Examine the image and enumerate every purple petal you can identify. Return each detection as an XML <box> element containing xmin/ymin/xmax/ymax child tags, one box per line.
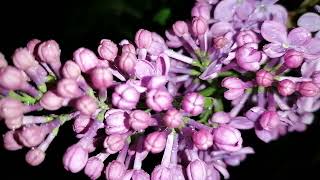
<box><xmin>229</xmin><ymin>116</ymin><xmax>255</xmax><ymax>129</ymax></box>
<box><xmin>155</xmin><ymin>54</ymin><xmax>170</xmax><ymax>76</ymax></box>
<box><xmin>212</xmin><ymin>162</ymin><xmax>230</xmax><ymax>179</ymax></box>
<box><xmin>262</xmin><ymin>0</ymin><xmax>278</xmax><ymax>5</ymax></box>
<box><xmin>263</xmin><ymin>43</ymin><xmax>286</xmax><ymax>58</ymax></box>
<box><xmin>235</xmin><ymin>0</ymin><xmax>254</xmax><ymax>20</ymax></box>
<box><xmin>210</xmin><ymin>22</ymin><xmax>234</xmax><ymax>38</ymax></box>
<box><xmin>303</xmin><ymin>38</ymin><xmax>320</xmax><ymax>59</ymax></box>
<box><xmin>269</xmin><ymin>5</ymin><xmax>288</xmax><ymax>24</ymax></box>
<box><xmin>261</xmin><ymin>20</ymin><xmax>287</xmax><ymax>43</ymax></box>
<box><xmin>214</xmin><ymin>0</ymin><xmax>237</xmax><ymax>21</ymax></box>
<box><xmin>288</xmin><ymin>27</ymin><xmax>311</xmax><ymax>46</ymax></box>
<box><xmin>224</xmin><ymin>89</ymin><xmax>244</xmax><ymax>100</ymax></box>
<box><xmin>224</xmin><ymin>156</ymin><xmax>241</xmax><ymax>166</ymax></box>
<box><xmin>315</xmin><ymin>31</ymin><xmax>320</xmax><ymax>39</ymax></box>
<box><xmin>134</xmin><ymin>60</ymin><xmax>156</xmax><ymax>79</ymax></box>
<box><xmin>255</xmin><ymin>128</ymin><xmax>274</xmax><ymax>143</ymax></box>
<box><xmin>297</xmin><ymin>13</ymin><xmax>320</xmax><ymax>32</ymax></box>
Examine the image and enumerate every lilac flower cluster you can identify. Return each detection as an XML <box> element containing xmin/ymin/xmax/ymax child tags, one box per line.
<box><xmin>1</xmin><ymin>0</ymin><xmax>320</xmax><ymax>179</ymax></box>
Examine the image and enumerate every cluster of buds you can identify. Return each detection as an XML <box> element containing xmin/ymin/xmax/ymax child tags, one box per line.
<box><xmin>1</xmin><ymin>0</ymin><xmax>320</xmax><ymax>179</ymax></box>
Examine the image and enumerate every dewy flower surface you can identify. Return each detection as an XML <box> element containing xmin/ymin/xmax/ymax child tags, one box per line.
<box><xmin>1</xmin><ymin>0</ymin><xmax>320</xmax><ymax>179</ymax></box>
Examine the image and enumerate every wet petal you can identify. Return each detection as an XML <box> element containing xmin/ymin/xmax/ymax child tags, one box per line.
<box><xmin>288</xmin><ymin>27</ymin><xmax>311</xmax><ymax>46</ymax></box>
<box><xmin>297</xmin><ymin>13</ymin><xmax>320</xmax><ymax>32</ymax></box>
<box><xmin>261</xmin><ymin>20</ymin><xmax>287</xmax><ymax>43</ymax></box>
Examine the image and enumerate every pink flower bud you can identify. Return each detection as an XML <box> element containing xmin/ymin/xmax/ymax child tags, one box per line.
<box><xmin>298</xmin><ymin>82</ymin><xmax>319</xmax><ymax>97</ymax></box>
<box><xmin>84</xmin><ymin>156</ymin><xmax>104</xmax><ymax>180</ymax></box>
<box><xmin>129</xmin><ymin>110</ymin><xmax>151</xmax><ymax>131</ymax></box>
<box><xmin>182</xmin><ymin>92</ymin><xmax>204</xmax><ymax>116</ymax></box>
<box><xmin>90</xmin><ymin>67</ymin><xmax>113</xmax><ymax>89</ymax></box>
<box><xmin>112</xmin><ymin>84</ymin><xmax>140</xmax><ymax>110</ymax></box>
<box><xmin>186</xmin><ymin>159</ymin><xmax>207</xmax><ymax>180</ymax></box>
<box><xmin>135</xmin><ymin>29</ymin><xmax>153</xmax><ymax>49</ymax></box>
<box><xmin>236</xmin><ymin>30</ymin><xmax>259</xmax><ymax>46</ymax></box>
<box><xmin>144</xmin><ymin>131</ymin><xmax>167</xmax><ymax>153</ymax></box>
<box><xmin>192</xmin><ymin>129</ymin><xmax>213</xmax><ymax>150</ymax></box>
<box><xmin>3</xmin><ymin>130</ymin><xmax>23</xmax><ymax>151</ymax></box>
<box><xmin>73</xmin><ymin>115</ymin><xmax>91</xmax><ymax>133</ymax></box>
<box><xmin>62</xmin><ymin>60</ymin><xmax>81</xmax><ymax>79</ymax></box>
<box><xmin>173</xmin><ymin>21</ymin><xmax>189</xmax><ymax>37</ymax></box>
<box><xmin>210</xmin><ymin>112</ymin><xmax>231</xmax><ymax>124</ymax></box>
<box><xmin>105</xmin><ymin>109</ymin><xmax>130</xmax><ymax>135</ymax></box>
<box><xmin>105</xmin><ymin>160</ymin><xmax>126</xmax><ymax>180</ymax></box>
<box><xmin>163</xmin><ymin>109</ymin><xmax>183</xmax><ymax>128</ymax></box>
<box><xmin>191</xmin><ymin>2</ymin><xmax>212</xmax><ymax>20</ymax></box>
<box><xmin>12</xmin><ymin>48</ymin><xmax>36</xmax><ymax>70</ymax></box>
<box><xmin>0</xmin><ymin>98</ymin><xmax>24</xmax><ymax>119</ymax></box>
<box><xmin>104</xmin><ymin>134</ymin><xmax>125</xmax><ymax>154</ymax></box>
<box><xmin>213</xmin><ymin>125</ymin><xmax>243</xmax><ymax>152</ymax></box>
<box><xmin>222</xmin><ymin>77</ymin><xmax>246</xmax><ymax>100</ymax></box>
<box><xmin>63</xmin><ymin>143</ymin><xmax>88</xmax><ymax>173</ymax></box>
<box><xmin>38</xmin><ymin>40</ymin><xmax>61</xmax><ymax>63</ymax></box>
<box><xmin>277</xmin><ymin>79</ymin><xmax>296</xmax><ymax>96</ymax></box>
<box><xmin>76</xmin><ymin>96</ymin><xmax>97</xmax><ymax>116</ymax></box>
<box><xmin>151</xmin><ymin>165</ymin><xmax>171</xmax><ymax>180</ymax></box>
<box><xmin>0</xmin><ymin>66</ymin><xmax>25</xmax><ymax>90</ymax></box>
<box><xmin>0</xmin><ymin>52</ymin><xmax>8</xmax><ymax>68</ymax></box>
<box><xmin>259</xmin><ymin>111</ymin><xmax>280</xmax><ymax>131</ymax></box>
<box><xmin>57</xmin><ymin>78</ymin><xmax>83</xmax><ymax>98</ymax></box>
<box><xmin>236</xmin><ymin>43</ymin><xmax>262</xmax><ymax>71</ymax></box>
<box><xmin>98</xmin><ymin>39</ymin><xmax>118</xmax><ymax>61</ymax></box>
<box><xmin>284</xmin><ymin>50</ymin><xmax>304</xmax><ymax>68</ymax></box>
<box><xmin>73</xmin><ymin>48</ymin><xmax>99</xmax><ymax>73</ymax></box>
<box><xmin>118</xmin><ymin>52</ymin><xmax>137</xmax><ymax>76</ymax></box>
<box><xmin>26</xmin><ymin>39</ymin><xmax>41</xmax><ymax>54</ymax></box>
<box><xmin>40</xmin><ymin>91</ymin><xmax>64</xmax><ymax>111</ymax></box>
<box><xmin>142</xmin><ymin>76</ymin><xmax>168</xmax><ymax>89</ymax></box>
<box><xmin>18</xmin><ymin>124</ymin><xmax>48</xmax><ymax>147</ymax></box>
<box><xmin>256</xmin><ymin>69</ymin><xmax>274</xmax><ymax>87</ymax></box>
<box><xmin>146</xmin><ymin>89</ymin><xmax>173</xmax><ymax>112</ymax></box>
<box><xmin>122</xmin><ymin>43</ymin><xmax>136</xmax><ymax>54</ymax></box>
<box><xmin>192</xmin><ymin>16</ymin><xmax>208</xmax><ymax>36</ymax></box>
<box><xmin>25</xmin><ymin>148</ymin><xmax>46</xmax><ymax>166</ymax></box>
<box><xmin>4</xmin><ymin>116</ymin><xmax>23</xmax><ymax>130</ymax></box>
<box><xmin>213</xmin><ymin>36</ymin><xmax>230</xmax><ymax>49</ymax></box>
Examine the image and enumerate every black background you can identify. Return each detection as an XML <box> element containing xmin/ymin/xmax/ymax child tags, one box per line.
<box><xmin>1</xmin><ymin>0</ymin><xmax>320</xmax><ymax>179</ymax></box>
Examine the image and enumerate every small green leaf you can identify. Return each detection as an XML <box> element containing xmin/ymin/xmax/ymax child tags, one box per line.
<box><xmin>153</xmin><ymin>8</ymin><xmax>171</xmax><ymax>26</ymax></box>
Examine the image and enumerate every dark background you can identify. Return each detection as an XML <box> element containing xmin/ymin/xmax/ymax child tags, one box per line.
<box><xmin>1</xmin><ymin>0</ymin><xmax>320</xmax><ymax>179</ymax></box>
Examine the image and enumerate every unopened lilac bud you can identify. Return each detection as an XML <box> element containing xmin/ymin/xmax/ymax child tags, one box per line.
<box><xmin>118</xmin><ymin>52</ymin><xmax>137</xmax><ymax>76</ymax></box>
<box><xmin>0</xmin><ymin>52</ymin><xmax>8</xmax><ymax>68</ymax></box>
<box><xmin>222</xmin><ymin>77</ymin><xmax>245</xmax><ymax>100</ymax></box>
<box><xmin>104</xmin><ymin>134</ymin><xmax>125</xmax><ymax>154</ymax></box>
<box><xmin>213</xmin><ymin>36</ymin><xmax>229</xmax><ymax>49</ymax></box>
<box><xmin>129</xmin><ymin>110</ymin><xmax>151</xmax><ymax>131</ymax></box>
<box><xmin>277</xmin><ymin>79</ymin><xmax>296</xmax><ymax>96</ymax></box>
<box><xmin>40</xmin><ymin>91</ymin><xmax>64</xmax><ymax>111</ymax></box>
<box><xmin>192</xmin><ymin>17</ymin><xmax>208</xmax><ymax>36</ymax></box>
<box><xmin>18</xmin><ymin>124</ymin><xmax>48</xmax><ymax>147</ymax></box>
<box><xmin>151</xmin><ymin>165</ymin><xmax>171</xmax><ymax>180</ymax></box>
<box><xmin>25</xmin><ymin>148</ymin><xmax>46</xmax><ymax>166</ymax></box>
<box><xmin>3</xmin><ymin>130</ymin><xmax>23</xmax><ymax>151</ymax></box>
<box><xmin>259</xmin><ymin>111</ymin><xmax>280</xmax><ymax>131</ymax></box>
<box><xmin>192</xmin><ymin>129</ymin><xmax>213</xmax><ymax>150</ymax></box>
<box><xmin>298</xmin><ymin>82</ymin><xmax>319</xmax><ymax>97</ymax></box>
<box><xmin>186</xmin><ymin>159</ymin><xmax>207</xmax><ymax>180</ymax></box>
<box><xmin>73</xmin><ymin>115</ymin><xmax>91</xmax><ymax>133</ymax></box>
<box><xmin>38</xmin><ymin>40</ymin><xmax>61</xmax><ymax>63</ymax></box>
<box><xmin>122</xmin><ymin>43</ymin><xmax>136</xmax><ymax>54</ymax></box>
<box><xmin>182</xmin><ymin>92</ymin><xmax>204</xmax><ymax>116</ymax></box>
<box><xmin>191</xmin><ymin>2</ymin><xmax>211</xmax><ymax>20</ymax></box>
<box><xmin>210</xmin><ymin>112</ymin><xmax>231</xmax><ymax>124</ymax></box>
<box><xmin>84</xmin><ymin>157</ymin><xmax>104</xmax><ymax>180</ymax></box>
<box><xmin>112</xmin><ymin>84</ymin><xmax>140</xmax><ymax>110</ymax></box>
<box><xmin>142</xmin><ymin>76</ymin><xmax>168</xmax><ymax>89</ymax></box>
<box><xmin>284</xmin><ymin>50</ymin><xmax>304</xmax><ymax>68</ymax></box>
<box><xmin>236</xmin><ymin>43</ymin><xmax>262</xmax><ymax>71</ymax></box>
<box><xmin>63</xmin><ymin>143</ymin><xmax>88</xmax><ymax>173</ymax></box>
<box><xmin>163</xmin><ymin>109</ymin><xmax>183</xmax><ymax>128</ymax></box>
<box><xmin>135</xmin><ymin>29</ymin><xmax>153</xmax><ymax>49</ymax></box>
<box><xmin>57</xmin><ymin>78</ymin><xmax>82</xmax><ymax>98</ymax></box>
<box><xmin>12</xmin><ymin>48</ymin><xmax>36</xmax><ymax>70</ymax></box>
<box><xmin>146</xmin><ymin>89</ymin><xmax>173</xmax><ymax>112</ymax></box>
<box><xmin>26</xmin><ymin>39</ymin><xmax>41</xmax><ymax>53</ymax></box>
<box><xmin>105</xmin><ymin>109</ymin><xmax>129</xmax><ymax>135</ymax></box>
<box><xmin>4</xmin><ymin>116</ymin><xmax>23</xmax><ymax>130</ymax></box>
<box><xmin>256</xmin><ymin>69</ymin><xmax>274</xmax><ymax>87</ymax></box>
<box><xmin>173</xmin><ymin>21</ymin><xmax>189</xmax><ymax>37</ymax></box>
<box><xmin>0</xmin><ymin>66</ymin><xmax>25</xmax><ymax>90</ymax></box>
<box><xmin>90</xmin><ymin>67</ymin><xmax>113</xmax><ymax>89</ymax></box>
<box><xmin>236</xmin><ymin>30</ymin><xmax>258</xmax><ymax>46</ymax></box>
<box><xmin>105</xmin><ymin>160</ymin><xmax>126</xmax><ymax>180</ymax></box>
<box><xmin>73</xmin><ymin>48</ymin><xmax>99</xmax><ymax>73</ymax></box>
<box><xmin>76</xmin><ymin>96</ymin><xmax>97</xmax><ymax>116</ymax></box>
<box><xmin>213</xmin><ymin>125</ymin><xmax>243</xmax><ymax>152</ymax></box>
<box><xmin>62</xmin><ymin>60</ymin><xmax>81</xmax><ymax>79</ymax></box>
<box><xmin>145</xmin><ymin>131</ymin><xmax>167</xmax><ymax>153</ymax></box>
<box><xmin>98</xmin><ymin>39</ymin><xmax>118</xmax><ymax>61</ymax></box>
<box><xmin>0</xmin><ymin>98</ymin><xmax>24</xmax><ymax>119</ymax></box>
<box><xmin>131</xmin><ymin>170</ymin><xmax>150</xmax><ymax>180</ymax></box>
